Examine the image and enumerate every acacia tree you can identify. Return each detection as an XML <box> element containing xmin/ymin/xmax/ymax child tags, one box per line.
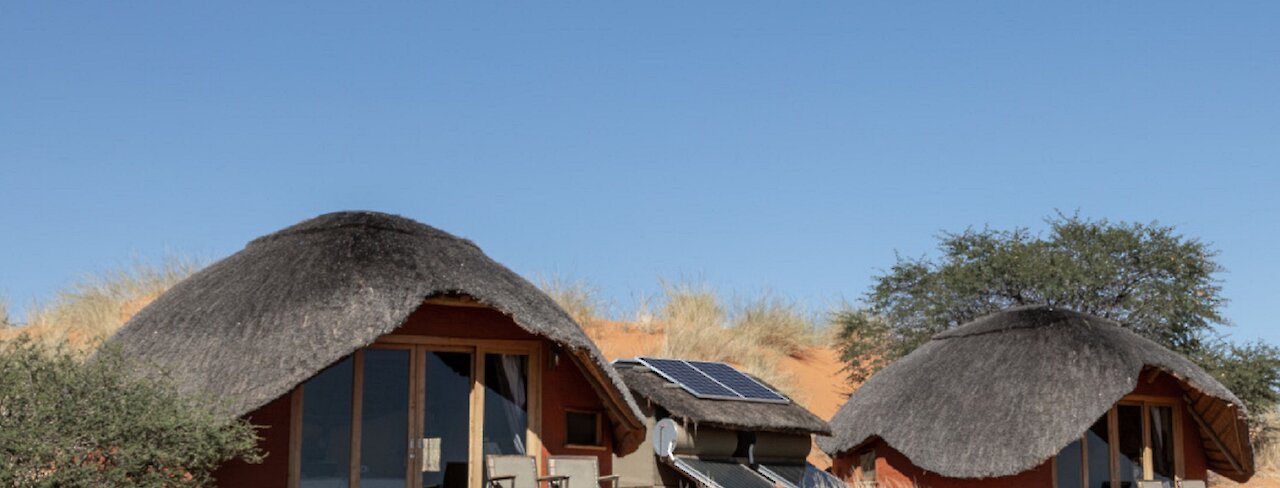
<box><xmin>0</xmin><ymin>336</ymin><xmax>262</xmax><ymax>487</ymax></box>
<box><xmin>835</xmin><ymin>214</ymin><xmax>1280</xmax><ymax>414</ymax></box>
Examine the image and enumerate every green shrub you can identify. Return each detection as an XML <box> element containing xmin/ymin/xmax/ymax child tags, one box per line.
<box><xmin>833</xmin><ymin>214</ymin><xmax>1280</xmax><ymax>415</ymax></box>
<box><xmin>0</xmin><ymin>336</ymin><xmax>261</xmax><ymax>487</ymax></box>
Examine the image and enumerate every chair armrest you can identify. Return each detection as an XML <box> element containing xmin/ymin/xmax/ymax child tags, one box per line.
<box><xmin>538</xmin><ymin>475</ymin><xmax>570</xmax><ymax>488</ymax></box>
<box><xmin>598</xmin><ymin>474</ymin><xmax>621</xmax><ymax>488</ymax></box>
<box><xmin>488</xmin><ymin>475</ymin><xmax>516</xmax><ymax>488</ymax></box>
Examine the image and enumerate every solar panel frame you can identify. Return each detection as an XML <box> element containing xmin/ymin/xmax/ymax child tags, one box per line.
<box><xmin>636</xmin><ymin>357</ymin><xmax>791</xmax><ymax>404</ymax></box>
<box><xmin>673</xmin><ymin>457</ymin><xmax>778</xmax><ymax>488</ymax></box>
<box><xmin>688</xmin><ymin>360</ymin><xmax>790</xmax><ymax>403</ymax></box>
<box><xmin>755</xmin><ymin>463</ymin><xmax>804</xmax><ymax>488</ymax></box>
<box><xmin>636</xmin><ymin>357</ymin><xmax>742</xmax><ymax>401</ymax></box>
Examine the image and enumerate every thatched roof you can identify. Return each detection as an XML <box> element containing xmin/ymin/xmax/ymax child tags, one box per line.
<box><xmin>105</xmin><ymin>211</ymin><xmax>646</xmax><ymax>452</ymax></box>
<box><xmin>615</xmin><ymin>360</ymin><xmax>831</xmax><ymax>436</ymax></box>
<box><xmin>818</xmin><ymin>306</ymin><xmax>1254</xmax><ymax>482</ymax></box>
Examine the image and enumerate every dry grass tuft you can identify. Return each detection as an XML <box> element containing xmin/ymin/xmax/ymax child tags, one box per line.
<box><xmin>657</xmin><ymin>281</ymin><xmax>744</xmax><ymax>360</ymax></box>
<box><xmin>1</xmin><ymin>257</ymin><xmax>202</xmax><ymax>355</ymax></box>
<box><xmin>734</xmin><ymin>294</ymin><xmax>822</xmax><ymax>359</ymax></box>
<box><xmin>652</xmin><ymin>281</ymin><xmax>808</xmax><ymax>402</ymax></box>
<box><xmin>538</xmin><ymin>276</ymin><xmax>609</xmax><ymax>339</ymax></box>
<box><xmin>0</xmin><ymin>296</ymin><xmax>11</xmax><ymax>329</ymax></box>
<box><xmin>1255</xmin><ymin>408</ymin><xmax>1280</xmax><ymax>478</ymax></box>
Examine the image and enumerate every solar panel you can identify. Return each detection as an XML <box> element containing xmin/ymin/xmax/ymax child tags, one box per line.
<box><xmin>639</xmin><ymin>358</ymin><xmax>739</xmax><ymax>399</ymax></box>
<box><xmin>689</xmin><ymin>360</ymin><xmax>788</xmax><ymax>402</ymax></box>
<box><xmin>673</xmin><ymin>458</ymin><xmax>777</xmax><ymax>488</ymax></box>
<box><xmin>756</xmin><ymin>463</ymin><xmax>805</xmax><ymax>488</ymax></box>
<box><xmin>756</xmin><ymin>463</ymin><xmax>847</xmax><ymax>488</ymax></box>
<box><xmin>635</xmin><ymin>357</ymin><xmax>790</xmax><ymax>404</ymax></box>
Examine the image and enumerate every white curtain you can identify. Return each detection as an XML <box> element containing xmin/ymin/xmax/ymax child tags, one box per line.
<box><xmin>497</xmin><ymin>355</ymin><xmax>528</xmax><ymax>455</ymax></box>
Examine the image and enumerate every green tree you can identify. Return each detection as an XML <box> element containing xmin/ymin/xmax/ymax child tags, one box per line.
<box><xmin>0</xmin><ymin>336</ymin><xmax>262</xmax><ymax>487</ymax></box>
<box><xmin>835</xmin><ymin>214</ymin><xmax>1280</xmax><ymax>414</ymax></box>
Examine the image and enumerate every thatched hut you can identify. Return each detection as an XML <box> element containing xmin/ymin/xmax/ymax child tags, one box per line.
<box><xmin>819</xmin><ymin>306</ymin><xmax>1254</xmax><ymax>488</ymax></box>
<box><xmin>611</xmin><ymin>358</ymin><xmax>842</xmax><ymax>488</ymax></box>
<box><xmin>105</xmin><ymin>211</ymin><xmax>646</xmax><ymax>488</ymax></box>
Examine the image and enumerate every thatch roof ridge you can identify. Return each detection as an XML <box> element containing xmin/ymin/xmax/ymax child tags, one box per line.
<box><xmin>818</xmin><ymin>305</ymin><xmax>1253</xmax><ymax>480</ymax></box>
<box><xmin>106</xmin><ymin>211</ymin><xmax>645</xmax><ymax>450</ymax></box>
<box><xmin>615</xmin><ymin>361</ymin><xmax>831</xmax><ymax>436</ymax></box>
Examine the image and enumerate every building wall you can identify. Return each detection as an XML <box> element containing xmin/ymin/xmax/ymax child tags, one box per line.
<box><xmin>213</xmin><ymin>302</ymin><xmax>618</xmax><ymax>487</ymax></box>
<box><xmin>832</xmin><ymin>440</ymin><xmax>1052</xmax><ymax>488</ymax></box>
<box><xmin>831</xmin><ymin>371</ymin><xmax>1211</xmax><ymax>487</ymax></box>
<box><xmin>1129</xmin><ymin>371</ymin><xmax>1210</xmax><ymax>481</ymax></box>
<box><xmin>212</xmin><ymin>392</ymin><xmax>293</xmax><ymax>487</ymax></box>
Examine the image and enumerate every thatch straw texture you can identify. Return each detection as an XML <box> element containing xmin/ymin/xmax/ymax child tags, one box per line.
<box><xmin>105</xmin><ymin>211</ymin><xmax>645</xmax><ymax>449</ymax></box>
<box><xmin>818</xmin><ymin>306</ymin><xmax>1253</xmax><ymax>481</ymax></box>
<box><xmin>616</xmin><ymin>361</ymin><xmax>830</xmax><ymax>436</ymax></box>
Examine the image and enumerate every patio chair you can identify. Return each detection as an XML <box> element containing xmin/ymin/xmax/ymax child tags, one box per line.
<box><xmin>547</xmin><ymin>455</ymin><xmax>620</xmax><ymax>488</ymax></box>
<box><xmin>1178</xmin><ymin>481</ymin><xmax>1206</xmax><ymax>488</ymax></box>
<box><xmin>486</xmin><ymin>455</ymin><xmax>569</xmax><ymax>488</ymax></box>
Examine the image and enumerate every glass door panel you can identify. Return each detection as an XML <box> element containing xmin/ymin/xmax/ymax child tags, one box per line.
<box><xmin>301</xmin><ymin>357</ymin><xmax>354</xmax><ymax>488</ymax></box>
<box><xmin>1116</xmin><ymin>404</ymin><xmax>1143</xmax><ymax>484</ymax></box>
<box><xmin>1149</xmin><ymin>405</ymin><xmax>1175</xmax><ymax>482</ymax></box>
<box><xmin>360</xmin><ymin>349</ymin><xmax>412</xmax><ymax>488</ymax></box>
<box><xmin>1054</xmin><ymin>439</ymin><xmax>1083</xmax><ymax>488</ymax></box>
<box><xmin>482</xmin><ymin>353</ymin><xmax>529</xmax><ymax>456</ymax></box>
<box><xmin>1084</xmin><ymin>415</ymin><xmax>1111</xmax><ymax>488</ymax></box>
<box><xmin>423</xmin><ymin>351</ymin><xmax>473</xmax><ymax>488</ymax></box>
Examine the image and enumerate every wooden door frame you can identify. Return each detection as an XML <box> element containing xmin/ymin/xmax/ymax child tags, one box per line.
<box><xmin>288</xmin><ymin>337</ymin><xmax>544</xmax><ymax>488</ymax></box>
<box><xmin>1051</xmin><ymin>396</ymin><xmax>1185</xmax><ymax>488</ymax></box>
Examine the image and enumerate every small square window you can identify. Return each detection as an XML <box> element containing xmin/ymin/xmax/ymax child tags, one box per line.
<box><xmin>565</xmin><ymin>410</ymin><xmax>602</xmax><ymax>447</ymax></box>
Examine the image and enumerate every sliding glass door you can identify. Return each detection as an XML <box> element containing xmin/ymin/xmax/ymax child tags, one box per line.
<box><xmin>1054</xmin><ymin>399</ymin><xmax>1182</xmax><ymax>488</ymax></box>
<box><xmin>361</xmin><ymin>348</ymin><xmax>412</xmax><ymax>488</ymax></box>
<box><xmin>294</xmin><ymin>341</ymin><xmax>540</xmax><ymax>488</ymax></box>
<box><xmin>422</xmin><ymin>350</ymin><xmax>473</xmax><ymax>488</ymax></box>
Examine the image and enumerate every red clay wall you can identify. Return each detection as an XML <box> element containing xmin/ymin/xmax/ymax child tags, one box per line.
<box><xmin>213</xmin><ymin>303</ymin><xmax>616</xmax><ymax>487</ymax></box>
<box><xmin>1129</xmin><ymin>371</ymin><xmax>1210</xmax><ymax>481</ymax></box>
<box><xmin>395</xmin><ymin>304</ymin><xmax>616</xmax><ymax>473</ymax></box>
<box><xmin>832</xmin><ymin>439</ymin><xmax>1052</xmax><ymax>488</ymax></box>
<box><xmin>212</xmin><ymin>392</ymin><xmax>292</xmax><ymax>487</ymax></box>
<box><xmin>831</xmin><ymin>370</ymin><xmax>1211</xmax><ymax>487</ymax></box>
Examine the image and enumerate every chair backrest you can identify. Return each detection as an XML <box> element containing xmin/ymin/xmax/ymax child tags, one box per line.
<box><xmin>548</xmin><ymin>456</ymin><xmax>599</xmax><ymax>488</ymax></box>
<box><xmin>487</xmin><ymin>455</ymin><xmax>539</xmax><ymax>488</ymax></box>
<box><xmin>1136</xmin><ymin>481</ymin><xmax>1169</xmax><ymax>488</ymax></box>
<box><xmin>1179</xmin><ymin>481</ymin><xmax>1206</xmax><ymax>488</ymax></box>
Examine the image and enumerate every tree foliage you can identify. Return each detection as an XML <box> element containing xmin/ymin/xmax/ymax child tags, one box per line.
<box><xmin>835</xmin><ymin>214</ymin><xmax>1280</xmax><ymax>414</ymax></box>
<box><xmin>0</xmin><ymin>336</ymin><xmax>261</xmax><ymax>487</ymax></box>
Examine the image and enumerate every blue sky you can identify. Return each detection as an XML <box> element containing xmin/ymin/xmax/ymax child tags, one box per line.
<box><xmin>2</xmin><ymin>2</ymin><xmax>1277</xmax><ymax>342</ymax></box>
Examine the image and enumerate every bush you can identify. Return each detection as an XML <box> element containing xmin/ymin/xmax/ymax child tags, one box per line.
<box><xmin>0</xmin><ymin>336</ymin><xmax>261</xmax><ymax>487</ymax></box>
<box><xmin>833</xmin><ymin>214</ymin><xmax>1280</xmax><ymax>416</ymax></box>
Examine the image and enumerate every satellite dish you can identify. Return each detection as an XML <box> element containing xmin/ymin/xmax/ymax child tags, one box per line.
<box><xmin>653</xmin><ymin>418</ymin><xmax>679</xmax><ymax>459</ymax></box>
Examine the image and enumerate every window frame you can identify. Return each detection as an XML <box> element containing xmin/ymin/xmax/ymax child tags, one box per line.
<box><xmin>563</xmin><ymin>408</ymin><xmax>606</xmax><ymax>450</ymax></box>
<box><xmin>1051</xmin><ymin>395</ymin><xmax>1185</xmax><ymax>488</ymax></box>
<box><xmin>288</xmin><ymin>336</ymin><xmax>544</xmax><ymax>488</ymax></box>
